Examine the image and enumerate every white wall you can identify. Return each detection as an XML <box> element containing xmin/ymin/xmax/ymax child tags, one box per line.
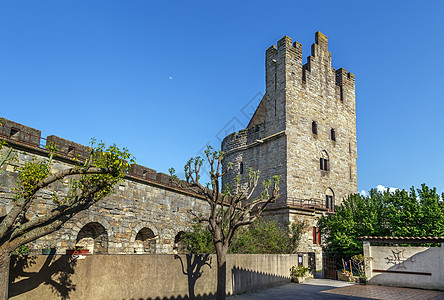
<box><xmin>364</xmin><ymin>242</ymin><xmax>444</xmax><ymax>290</ymax></box>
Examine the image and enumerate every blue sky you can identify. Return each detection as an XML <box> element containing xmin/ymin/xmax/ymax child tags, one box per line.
<box><xmin>1</xmin><ymin>1</ymin><xmax>443</xmax><ymax>195</ymax></box>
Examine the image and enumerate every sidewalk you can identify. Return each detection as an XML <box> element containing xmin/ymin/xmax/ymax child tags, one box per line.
<box><xmin>227</xmin><ymin>278</ymin><xmax>444</xmax><ymax>300</ymax></box>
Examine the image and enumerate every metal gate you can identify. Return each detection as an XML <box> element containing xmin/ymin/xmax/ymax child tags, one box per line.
<box><xmin>323</xmin><ymin>258</ymin><xmax>338</xmax><ymax>279</ymax></box>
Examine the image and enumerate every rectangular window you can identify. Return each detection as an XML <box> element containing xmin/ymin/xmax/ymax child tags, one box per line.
<box><xmin>326</xmin><ymin>195</ymin><xmax>333</xmax><ymax>209</ymax></box>
<box><xmin>331</xmin><ymin>129</ymin><xmax>336</xmax><ymax>141</ymax></box>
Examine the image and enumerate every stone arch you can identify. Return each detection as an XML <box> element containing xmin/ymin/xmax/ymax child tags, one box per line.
<box><xmin>130</xmin><ymin>222</ymin><xmax>159</xmax><ymax>242</ymax></box>
<box><xmin>173</xmin><ymin>231</ymin><xmax>187</xmax><ymax>254</ymax></box>
<box><xmin>134</xmin><ymin>227</ymin><xmax>157</xmax><ymax>254</ymax></box>
<box><xmin>325</xmin><ymin>188</ymin><xmax>335</xmax><ymax>210</ymax></box>
<box><xmin>76</xmin><ymin>222</ymin><xmax>108</xmax><ymax>254</ymax></box>
<box><xmin>71</xmin><ymin>213</ymin><xmax>112</xmax><ymax>240</ymax></box>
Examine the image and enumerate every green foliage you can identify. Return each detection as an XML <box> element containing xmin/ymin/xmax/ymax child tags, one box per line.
<box><xmin>290</xmin><ymin>265</ymin><xmax>309</xmax><ymax>277</ymax></box>
<box><xmin>12</xmin><ymin>244</ymin><xmax>31</xmax><ymax>256</ymax></box>
<box><xmin>15</xmin><ymin>160</ymin><xmax>50</xmax><ymax>199</ymax></box>
<box><xmin>182</xmin><ymin>218</ymin><xmax>304</xmax><ymax>254</ymax></box>
<box><xmin>319</xmin><ymin>184</ymin><xmax>444</xmax><ymax>260</ymax></box>
<box><xmin>182</xmin><ymin>222</ymin><xmax>215</xmax><ymax>254</ymax></box>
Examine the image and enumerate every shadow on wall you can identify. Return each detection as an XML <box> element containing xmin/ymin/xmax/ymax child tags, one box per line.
<box><xmin>174</xmin><ymin>254</ymin><xmax>212</xmax><ymax>299</ymax></box>
<box><xmin>232</xmin><ymin>266</ymin><xmax>289</xmax><ymax>294</ymax></box>
<box><xmin>125</xmin><ymin>294</ymin><xmax>216</xmax><ymax>300</ymax></box>
<box><xmin>9</xmin><ymin>255</ymin><xmax>77</xmax><ymax>299</ymax></box>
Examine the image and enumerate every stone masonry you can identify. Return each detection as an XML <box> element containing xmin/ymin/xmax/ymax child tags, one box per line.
<box><xmin>1</xmin><ymin>32</ymin><xmax>357</xmax><ymax>272</ymax></box>
<box><xmin>221</xmin><ymin>32</ymin><xmax>358</xmax><ymax>269</ymax></box>
<box><xmin>0</xmin><ymin>118</ymin><xmax>209</xmax><ymax>255</ymax></box>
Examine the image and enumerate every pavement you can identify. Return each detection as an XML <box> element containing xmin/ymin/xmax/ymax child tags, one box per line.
<box><xmin>226</xmin><ymin>278</ymin><xmax>444</xmax><ymax>300</ymax></box>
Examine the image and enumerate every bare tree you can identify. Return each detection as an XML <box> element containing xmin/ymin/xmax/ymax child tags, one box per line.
<box><xmin>0</xmin><ymin>140</ymin><xmax>133</xmax><ymax>300</ymax></box>
<box><xmin>170</xmin><ymin>146</ymin><xmax>280</xmax><ymax>300</ymax></box>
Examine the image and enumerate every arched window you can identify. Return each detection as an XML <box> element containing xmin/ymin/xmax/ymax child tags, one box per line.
<box><xmin>320</xmin><ymin>151</ymin><xmax>329</xmax><ymax>171</ymax></box>
<box><xmin>331</xmin><ymin>128</ymin><xmax>336</xmax><ymax>141</ymax></box>
<box><xmin>76</xmin><ymin>222</ymin><xmax>108</xmax><ymax>254</ymax></box>
<box><xmin>325</xmin><ymin>188</ymin><xmax>334</xmax><ymax>210</ymax></box>
<box><xmin>312</xmin><ymin>121</ymin><xmax>317</xmax><ymax>135</ymax></box>
<box><xmin>134</xmin><ymin>227</ymin><xmax>156</xmax><ymax>254</ymax></box>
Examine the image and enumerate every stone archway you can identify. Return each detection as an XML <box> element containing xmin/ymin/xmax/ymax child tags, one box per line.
<box><xmin>76</xmin><ymin>222</ymin><xmax>108</xmax><ymax>254</ymax></box>
<box><xmin>134</xmin><ymin>227</ymin><xmax>157</xmax><ymax>254</ymax></box>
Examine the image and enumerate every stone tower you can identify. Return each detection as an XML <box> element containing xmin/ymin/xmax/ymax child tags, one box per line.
<box><xmin>221</xmin><ymin>32</ymin><xmax>357</xmax><ymax>268</ymax></box>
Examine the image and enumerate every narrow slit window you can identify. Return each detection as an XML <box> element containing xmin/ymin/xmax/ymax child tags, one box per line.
<box><xmin>274</xmin><ymin>73</ymin><xmax>277</xmax><ymax>90</ymax></box>
<box><xmin>240</xmin><ymin>162</ymin><xmax>244</xmax><ymax>174</ymax></box>
<box><xmin>312</xmin><ymin>121</ymin><xmax>317</xmax><ymax>135</ymax></box>
<box><xmin>331</xmin><ymin>128</ymin><xmax>336</xmax><ymax>141</ymax></box>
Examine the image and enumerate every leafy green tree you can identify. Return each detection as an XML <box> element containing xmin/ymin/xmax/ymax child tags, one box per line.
<box><xmin>182</xmin><ymin>218</ymin><xmax>304</xmax><ymax>254</ymax></box>
<box><xmin>170</xmin><ymin>146</ymin><xmax>279</xmax><ymax>300</ymax></box>
<box><xmin>0</xmin><ymin>139</ymin><xmax>133</xmax><ymax>300</ymax></box>
<box><xmin>318</xmin><ymin>185</ymin><xmax>444</xmax><ymax>261</ymax></box>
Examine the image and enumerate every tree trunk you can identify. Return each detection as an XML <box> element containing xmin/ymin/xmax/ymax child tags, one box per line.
<box><xmin>215</xmin><ymin>245</ymin><xmax>227</xmax><ymax>300</ymax></box>
<box><xmin>0</xmin><ymin>245</ymin><xmax>11</xmax><ymax>300</ymax></box>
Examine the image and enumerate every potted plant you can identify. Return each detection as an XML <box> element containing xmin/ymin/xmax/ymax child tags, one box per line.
<box><xmin>290</xmin><ymin>265</ymin><xmax>310</xmax><ymax>283</ymax></box>
<box><xmin>66</xmin><ymin>246</ymin><xmax>90</xmax><ymax>255</ymax></box>
<box><xmin>351</xmin><ymin>254</ymin><xmax>372</xmax><ymax>284</ymax></box>
<box><xmin>41</xmin><ymin>243</ymin><xmax>56</xmax><ymax>255</ymax></box>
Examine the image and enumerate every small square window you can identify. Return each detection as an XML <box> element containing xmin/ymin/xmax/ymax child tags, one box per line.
<box><xmin>68</xmin><ymin>146</ymin><xmax>75</xmax><ymax>155</ymax></box>
<box><xmin>10</xmin><ymin>127</ymin><xmax>19</xmax><ymax>138</ymax></box>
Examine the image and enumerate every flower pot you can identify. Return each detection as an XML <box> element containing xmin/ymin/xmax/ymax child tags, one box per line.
<box><xmin>42</xmin><ymin>248</ymin><xmax>56</xmax><ymax>255</ymax></box>
<box><xmin>291</xmin><ymin>276</ymin><xmax>305</xmax><ymax>283</ymax></box>
<box><xmin>66</xmin><ymin>249</ymin><xmax>89</xmax><ymax>255</ymax></box>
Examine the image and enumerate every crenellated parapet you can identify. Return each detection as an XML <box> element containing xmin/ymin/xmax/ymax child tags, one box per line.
<box><xmin>0</xmin><ymin>117</ymin><xmax>196</xmax><ymax>195</ymax></box>
<box><xmin>0</xmin><ymin>118</ymin><xmax>41</xmax><ymax>147</ymax></box>
<box><xmin>221</xmin><ymin>123</ymin><xmax>266</xmax><ymax>154</ymax></box>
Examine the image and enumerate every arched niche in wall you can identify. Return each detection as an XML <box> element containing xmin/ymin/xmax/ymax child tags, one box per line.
<box><xmin>134</xmin><ymin>227</ymin><xmax>157</xmax><ymax>254</ymax></box>
<box><xmin>76</xmin><ymin>222</ymin><xmax>108</xmax><ymax>254</ymax></box>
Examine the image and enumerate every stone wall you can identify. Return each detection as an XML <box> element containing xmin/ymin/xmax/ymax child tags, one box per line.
<box><xmin>0</xmin><ymin>120</ymin><xmax>209</xmax><ymax>255</ymax></box>
<box><xmin>221</xmin><ymin>32</ymin><xmax>358</xmax><ymax>270</ymax></box>
<box><xmin>9</xmin><ymin>254</ymin><xmax>304</xmax><ymax>299</ymax></box>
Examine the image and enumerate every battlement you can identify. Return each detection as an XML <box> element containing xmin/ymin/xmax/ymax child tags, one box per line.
<box><xmin>0</xmin><ymin>118</ymin><xmax>41</xmax><ymax>147</ymax></box>
<box><xmin>221</xmin><ymin>123</ymin><xmax>265</xmax><ymax>153</ymax></box>
<box><xmin>0</xmin><ymin>117</ymin><xmax>189</xmax><ymax>193</ymax></box>
<box><xmin>266</xmin><ymin>32</ymin><xmax>353</xmax><ymax>88</ymax></box>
